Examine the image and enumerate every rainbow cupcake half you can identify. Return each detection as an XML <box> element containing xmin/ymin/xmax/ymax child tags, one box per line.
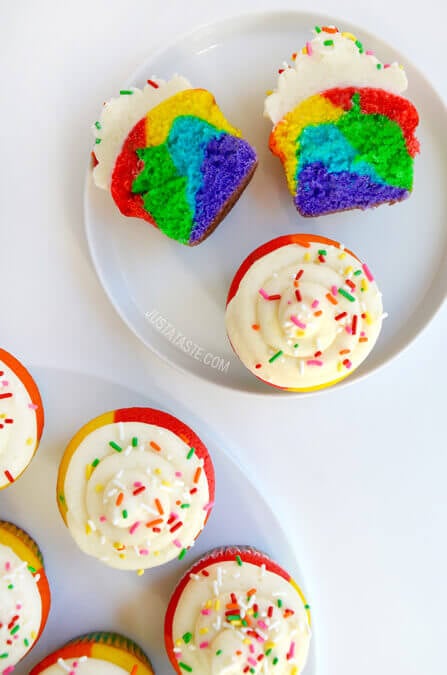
<box><xmin>93</xmin><ymin>78</ymin><xmax>257</xmax><ymax>245</ymax></box>
<box><xmin>266</xmin><ymin>27</ymin><xmax>419</xmax><ymax>217</ymax></box>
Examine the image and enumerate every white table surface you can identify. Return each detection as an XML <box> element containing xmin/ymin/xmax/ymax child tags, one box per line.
<box><xmin>2</xmin><ymin>1</ymin><xmax>446</xmax><ymax>674</ymax></box>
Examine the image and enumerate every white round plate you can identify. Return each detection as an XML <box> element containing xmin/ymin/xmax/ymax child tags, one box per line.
<box><xmin>4</xmin><ymin>368</ymin><xmax>315</xmax><ymax>674</ymax></box>
<box><xmin>85</xmin><ymin>10</ymin><xmax>447</xmax><ymax>395</ymax></box>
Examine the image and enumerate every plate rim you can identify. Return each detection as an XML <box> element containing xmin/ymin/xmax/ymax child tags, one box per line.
<box><xmin>84</xmin><ymin>8</ymin><xmax>447</xmax><ymax>398</ymax></box>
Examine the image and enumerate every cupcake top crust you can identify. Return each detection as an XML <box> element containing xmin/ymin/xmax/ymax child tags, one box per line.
<box><xmin>265</xmin><ymin>26</ymin><xmax>408</xmax><ymax>124</ymax></box>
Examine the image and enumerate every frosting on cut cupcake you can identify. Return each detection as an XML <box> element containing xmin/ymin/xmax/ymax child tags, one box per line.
<box><xmin>38</xmin><ymin>658</ymin><xmax>127</xmax><ymax>674</ymax></box>
<box><xmin>265</xmin><ymin>26</ymin><xmax>407</xmax><ymax>124</ymax></box>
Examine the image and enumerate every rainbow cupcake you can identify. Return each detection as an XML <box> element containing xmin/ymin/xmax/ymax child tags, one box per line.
<box><xmin>57</xmin><ymin>407</ymin><xmax>215</xmax><ymax>571</ymax></box>
<box><xmin>165</xmin><ymin>546</ymin><xmax>311</xmax><ymax>674</ymax></box>
<box><xmin>0</xmin><ymin>348</ymin><xmax>44</xmax><ymax>489</ymax></box>
<box><xmin>92</xmin><ymin>76</ymin><xmax>257</xmax><ymax>245</ymax></box>
<box><xmin>29</xmin><ymin>631</ymin><xmax>154</xmax><ymax>674</ymax></box>
<box><xmin>226</xmin><ymin>234</ymin><xmax>384</xmax><ymax>391</ymax></box>
<box><xmin>265</xmin><ymin>26</ymin><xmax>419</xmax><ymax>216</ymax></box>
<box><xmin>0</xmin><ymin>520</ymin><xmax>51</xmax><ymax>671</ymax></box>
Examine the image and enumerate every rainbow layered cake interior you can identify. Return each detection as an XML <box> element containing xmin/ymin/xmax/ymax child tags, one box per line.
<box><xmin>57</xmin><ymin>407</ymin><xmax>215</xmax><ymax>570</ymax></box>
<box><xmin>265</xmin><ymin>26</ymin><xmax>419</xmax><ymax>216</ymax></box>
<box><xmin>29</xmin><ymin>631</ymin><xmax>154</xmax><ymax>675</ymax></box>
<box><xmin>226</xmin><ymin>234</ymin><xmax>384</xmax><ymax>392</ymax></box>
<box><xmin>0</xmin><ymin>520</ymin><xmax>51</xmax><ymax>671</ymax></box>
<box><xmin>92</xmin><ymin>76</ymin><xmax>258</xmax><ymax>245</ymax></box>
<box><xmin>0</xmin><ymin>348</ymin><xmax>44</xmax><ymax>489</ymax></box>
<box><xmin>165</xmin><ymin>545</ymin><xmax>311</xmax><ymax>674</ymax></box>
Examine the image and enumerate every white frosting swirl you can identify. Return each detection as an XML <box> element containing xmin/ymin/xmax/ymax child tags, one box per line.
<box><xmin>0</xmin><ymin>357</ymin><xmax>39</xmax><ymax>489</ymax></box>
<box><xmin>226</xmin><ymin>240</ymin><xmax>383</xmax><ymax>390</ymax></box>
<box><xmin>171</xmin><ymin>559</ymin><xmax>311</xmax><ymax>674</ymax></box>
<box><xmin>92</xmin><ymin>75</ymin><xmax>191</xmax><ymax>189</ymax></box>
<box><xmin>61</xmin><ymin>421</ymin><xmax>211</xmax><ymax>570</ymax></box>
<box><xmin>40</xmin><ymin>657</ymin><xmax>127</xmax><ymax>675</ymax></box>
<box><xmin>265</xmin><ymin>28</ymin><xmax>407</xmax><ymax>124</ymax></box>
<box><xmin>0</xmin><ymin>542</ymin><xmax>42</xmax><ymax>669</ymax></box>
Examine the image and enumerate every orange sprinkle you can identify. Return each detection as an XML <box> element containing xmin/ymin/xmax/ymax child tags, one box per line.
<box><xmin>247</xmin><ymin>588</ymin><xmax>257</xmax><ymax>597</ymax></box>
<box><xmin>339</xmin><ymin>349</ymin><xmax>351</xmax><ymax>355</ymax></box>
<box><xmin>298</xmin><ymin>241</ymin><xmax>311</xmax><ymax>248</ymax></box>
<box><xmin>314</xmin><ymin>310</ymin><xmax>323</xmax><ymax>317</ymax></box>
<box><xmin>131</xmin><ymin>665</ymin><xmax>139</xmax><ymax>675</ymax></box>
<box><xmin>326</xmin><ymin>293</ymin><xmax>338</xmax><ymax>305</ymax></box>
<box><xmin>116</xmin><ymin>492</ymin><xmax>124</xmax><ymax>507</ymax></box>
<box><xmin>155</xmin><ymin>498</ymin><xmax>164</xmax><ymax>515</ymax></box>
<box><xmin>293</xmin><ymin>280</ymin><xmax>299</xmax><ymax>288</ymax></box>
<box><xmin>236</xmin><ymin>651</ymin><xmax>243</xmax><ymax>656</ymax></box>
<box><xmin>322</xmin><ymin>25</ymin><xmax>339</xmax><ymax>33</ymax></box>
<box><xmin>194</xmin><ymin>467</ymin><xmax>202</xmax><ymax>484</ymax></box>
<box><xmin>252</xmin><ymin>324</ymin><xmax>260</xmax><ymax>330</ymax></box>
<box><xmin>150</xmin><ymin>441</ymin><xmax>161</xmax><ymax>452</ymax></box>
<box><xmin>291</xmin><ymin>52</ymin><xmax>297</xmax><ymax>60</ymax></box>
<box><xmin>359</xmin><ymin>337</ymin><xmax>368</xmax><ymax>342</ymax></box>
<box><xmin>146</xmin><ymin>518</ymin><xmax>163</xmax><ymax>528</ymax></box>
<box><xmin>226</xmin><ymin>602</ymin><xmax>240</xmax><ymax>610</ymax></box>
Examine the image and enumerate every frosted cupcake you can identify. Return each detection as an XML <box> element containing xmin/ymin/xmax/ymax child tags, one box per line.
<box><xmin>226</xmin><ymin>234</ymin><xmax>384</xmax><ymax>391</ymax></box>
<box><xmin>57</xmin><ymin>407</ymin><xmax>215</xmax><ymax>570</ymax></box>
<box><xmin>92</xmin><ymin>76</ymin><xmax>257</xmax><ymax>245</ymax></box>
<box><xmin>165</xmin><ymin>546</ymin><xmax>311</xmax><ymax>674</ymax></box>
<box><xmin>29</xmin><ymin>631</ymin><xmax>154</xmax><ymax>674</ymax></box>
<box><xmin>0</xmin><ymin>520</ymin><xmax>51</xmax><ymax>670</ymax></box>
<box><xmin>265</xmin><ymin>26</ymin><xmax>419</xmax><ymax>216</ymax></box>
<box><xmin>0</xmin><ymin>348</ymin><xmax>44</xmax><ymax>488</ymax></box>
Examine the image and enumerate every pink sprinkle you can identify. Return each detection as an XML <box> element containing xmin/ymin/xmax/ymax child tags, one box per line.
<box><xmin>344</xmin><ymin>359</ymin><xmax>352</xmax><ymax>369</ymax></box>
<box><xmin>287</xmin><ymin>300</ymin><xmax>292</xmax><ymax>305</ymax></box>
<box><xmin>257</xmin><ymin>620</ymin><xmax>268</xmax><ymax>630</ymax></box>
<box><xmin>384</xmin><ymin>63</ymin><xmax>391</xmax><ymax>68</ymax></box>
<box><xmin>175</xmin><ymin>471</ymin><xmax>183</xmax><ymax>477</ymax></box>
<box><xmin>1</xmin><ymin>380</ymin><xmax>9</xmax><ymax>387</ymax></box>
<box><xmin>362</xmin><ymin>263</ymin><xmax>374</xmax><ymax>282</ymax></box>
<box><xmin>290</xmin><ymin>315</ymin><xmax>306</xmax><ymax>329</ymax></box>
<box><xmin>203</xmin><ymin>501</ymin><xmax>215</xmax><ymax>511</ymax></box>
<box><xmin>5</xmin><ymin>562</ymin><xmax>10</xmax><ymax>571</ymax></box>
<box><xmin>173</xmin><ymin>539</ymin><xmax>182</xmax><ymax>548</ymax></box>
<box><xmin>4</xmin><ymin>669</ymin><xmax>16</xmax><ymax>675</ymax></box>
<box><xmin>306</xmin><ymin>41</ymin><xmax>313</xmax><ymax>55</ymax></box>
<box><xmin>28</xmin><ymin>403</ymin><xmax>38</xmax><ymax>410</ymax></box>
<box><xmin>99</xmin><ymin>515</ymin><xmax>107</xmax><ymax>522</ymax></box>
<box><xmin>331</xmin><ymin>285</ymin><xmax>338</xmax><ymax>296</ymax></box>
<box><xmin>249</xmin><ymin>644</ymin><xmax>255</xmax><ymax>654</ymax></box>
<box><xmin>16</xmin><ymin>604</ymin><xmax>22</xmax><ymax>610</ymax></box>
<box><xmin>129</xmin><ymin>521</ymin><xmax>141</xmax><ymax>535</ymax></box>
<box><xmin>69</xmin><ymin>671</ymin><xmax>75</xmax><ymax>675</ymax></box>
<box><xmin>345</xmin><ymin>326</ymin><xmax>352</xmax><ymax>334</ymax></box>
<box><xmin>201</xmin><ymin>608</ymin><xmax>211</xmax><ymax>615</ymax></box>
<box><xmin>139</xmin><ymin>549</ymin><xmax>149</xmax><ymax>555</ymax></box>
<box><xmin>133</xmin><ymin>481</ymin><xmax>143</xmax><ymax>487</ymax></box>
<box><xmin>258</xmin><ymin>288</ymin><xmax>270</xmax><ymax>300</ymax></box>
<box><xmin>360</xmin><ymin>330</ymin><xmax>366</xmax><ymax>337</ymax></box>
<box><xmin>248</xmin><ymin>658</ymin><xmax>257</xmax><ymax>667</ymax></box>
<box><xmin>311</xmin><ymin>299</ymin><xmax>319</xmax><ymax>308</ymax></box>
<box><xmin>366</xmin><ymin>49</ymin><xmax>374</xmax><ymax>55</ymax></box>
<box><xmin>199</xmin><ymin>641</ymin><xmax>209</xmax><ymax>649</ymax></box>
<box><xmin>287</xmin><ymin>641</ymin><xmax>296</xmax><ymax>660</ymax></box>
<box><xmin>306</xmin><ymin>359</ymin><xmax>323</xmax><ymax>366</ymax></box>
<box><xmin>73</xmin><ymin>664</ymin><xmax>78</xmax><ymax>669</ymax></box>
<box><xmin>256</xmin><ymin>635</ymin><xmax>265</xmax><ymax>643</ymax></box>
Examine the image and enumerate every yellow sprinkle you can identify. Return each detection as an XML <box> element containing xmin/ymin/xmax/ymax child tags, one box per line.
<box><xmin>304</xmin><ymin>252</ymin><xmax>311</xmax><ymax>262</ymax></box>
<box><xmin>364</xmin><ymin>311</ymin><xmax>373</xmax><ymax>325</ymax></box>
<box><xmin>0</xmin><ymin>414</ymin><xmax>5</xmax><ymax>419</ymax></box>
<box><xmin>297</xmin><ymin>330</ymin><xmax>305</xmax><ymax>337</ymax></box>
<box><xmin>205</xmin><ymin>599</ymin><xmax>212</xmax><ymax>608</ymax></box>
<box><xmin>95</xmin><ymin>483</ymin><xmax>104</xmax><ymax>493</ymax></box>
<box><xmin>361</xmin><ymin>279</ymin><xmax>369</xmax><ymax>292</ymax></box>
<box><xmin>243</xmin><ymin>638</ymin><xmax>251</xmax><ymax>645</ymax></box>
<box><xmin>291</xmin><ymin>668</ymin><xmax>298</xmax><ymax>675</ymax></box>
<box><xmin>161</xmin><ymin>480</ymin><xmax>172</xmax><ymax>487</ymax></box>
<box><xmin>301</xmin><ymin>46</ymin><xmax>307</xmax><ymax>54</ymax></box>
<box><xmin>176</xmin><ymin>639</ymin><xmax>182</xmax><ymax>647</ymax></box>
<box><xmin>113</xmin><ymin>542</ymin><xmax>124</xmax><ymax>550</ymax></box>
<box><xmin>85</xmin><ymin>523</ymin><xmax>92</xmax><ymax>535</ymax></box>
<box><xmin>342</xmin><ymin>31</ymin><xmax>357</xmax><ymax>41</ymax></box>
<box><xmin>199</xmin><ymin>627</ymin><xmax>209</xmax><ymax>635</ymax></box>
<box><xmin>338</xmin><ymin>251</ymin><xmax>347</xmax><ymax>260</ymax></box>
<box><xmin>85</xmin><ymin>464</ymin><xmax>93</xmax><ymax>480</ymax></box>
<box><xmin>119</xmin><ymin>553</ymin><xmax>126</xmax><ymax>559</ymax></box>
<box><xmin>153</xmin><ymin>551</ymin><xmax>160</xmax><ymax>556</ymax></box>
<box><xmin>215</xmin><ymin>599</ymin><xmax>220</xmax><ymax>611</ymax></box>
<box><xmin>265</xmin><ymin>89</ymin><xmax>273</xmax><ymax>96</ymax></box>
<box><xmin>154</xmin><ymin>468</ymin><xmax>161</xmax><ymax>475</ymax></box>
<box><xmin>137</xmin><ymin>569</ymin><xmax>144</xmax><ymax>576</ymax></box>
<box><xmin>344</xmin><ymin>266</ymin><xmax>353</xmax><ymax>275</ymax></box>
<box><xmin>31</xmin><ymin>631</ymin><xmax>37</xmax><ymax>640</ymax></box>
<box><xmin>26</xmin><ymin>437</ymin><xmax>34</xmax><ymax>445</ymax></box>
<box><xmin>265</xmin><ymin>642</ymin><xmax>276</xmax><ymax>650</ymax></box>
<box><xmin>337</xmin><ymin>361</ymin><xmax>343</xmax><ymax>372</ymax></box>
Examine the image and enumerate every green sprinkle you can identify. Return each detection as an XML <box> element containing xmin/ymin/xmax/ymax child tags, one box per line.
<box><xmin>122</xmin><ymin>510</ymin><xmax>128</xmax><ymax>519</ymax></box>
<box><xmin>24</xmin><ymin>638</ymin><xmax>29</xmax><ymax>647</ymax></box>
<box><xmin>323</xmin><ymin>39</ymin><xmax>334</xmax><ymax>46</ymax></box>
<box><xmin>27</xmin><ymin>565</ymin><xmax>36</xmax><ymax>573</ymax></box>
<box><xmin>354</xmin><ymin>269</ymin><xmax>362</xmax><ymax>276</ymax></box>
<box><xmin>318</xmin><ymin>249</ymin><xmax>327</xmax><ymax>256</ymax></box>
<box><xmin>179</xmin><ymin>663</ymin><xmax>192</xmax><ymax>672</ymax></box>
<box><xmin>94</xmin><ymin>121</ymin><xmax>101</xmax><ymax>130</ymax></box>
<box><xmin>186</xmin><ymin>447</ymin><xmax>195</xmax><ymax>459</ymax></box>
<box><xmin>377</xmin><ymin>63</ymin><xmax>382</xmax><ymax>69</ymax></box>
<box><xmin>250</xmin><ymin>669</ymin><xmax>256</xmax><ymax>674</ymax></box>
<box><xmin>358</xmin><ymin>48</ymin><xmax>364</xmax><ymax>54</ymax></box>
<box><xmin>0</xmin><ymin>653</ymin><xmax>9</xmax><ymax>658</ymax></box>
<box><xmin>293</xmin><ymin>343</ymin><xmax>299</xmax><ymax>349</ymax></box>
<box><xmin>338</xmin><ymin>288</ymin><xmax>356</xmax><ymax>302</ymax></box>
<box><xmin>235</xmin><ymin>554</ymin><xmax>243</xmax><ymax>566</ymax></box>
<box><xmin>268</xmin><ymin>350</ymin><xmax>283</xmax><ymax>363</ymax></box>
<box><xmin>253</xmin><ymin>611</ymin><xmax>259</xmax><ymax>618</ymax></box>
<box><xmin>273</xmin><ymin>657</ymin><xmax>279</xmax><ymax>665</ymax></box>
<box><xmin>304</xmin><ymin>603</ymin><xmax>311</xmax><ymax>610</ymax></box>
<box><xmin>7</xmin><ymin>584</ymin><xmax>13</xmax><ymax>589</ymax></box>
<box><xmin>277</xmin><ymin>598</ymin><xmax>283</xmax><ymax>608</ymax></box>
<box><xmin>315</xmin><ymin>25</ymin><xmax>321</xmax><ymax>33</ymax></box>
<box><xmin>120</xmin><ymin>89</ymin><xmax>133</xmax><ymax>95</ymax></box>
<box><xmin>178</xmin><ymin>548</ymin><xmax>187</xmax><ymax>560</ymax></box>
<box><xmin>241</xmin><ymin>619</ymin><xmax>248</xmax><ymax>626</ymax></box>
<box><xmin>109</xmin><ymin>441</ymin><xmax>122</xmax><ymax>452</ymax></box>
<box><xmin>10</xmin><ymin>625</ymin><xmax>20</xmax><ymax>635</ymax></box>
<box><xmin>180</xmin><ymin>503</ymin><xmax>190</xmax><ymax>508</ymax></box>
<box><xmin>91</xmin><ymin>458</ymin><xmax>100</xmax><ymax>467</ymax></box>
<box><xmin>227</xmin><ymin>614</ymin><xmax>241</xmax><ymax>621</ymax></box>
<box><xmin>95</xmin><ymin>137</ymin><xmax>101</xmax><ymax>144</ymax></box>
<box><xmin>216</xmin><ymin>649</ymin><xmax>222</xmax><ymax>656</ymax></box>
<box><xmin>355</xmin><ymin>39</ymin><xmax>363</xmax><ymax>50</ymax></box>
<box><xmin>59</xmin><ymin>494</ymin><xmax>65</xmax><ymax>503</ymax></box>
<box><xmin>182</xmin><ymin>632</ymin><xmax>193</xmax><ymax>644</ymax></box>
<box><xmin>132</xmin><ymin>437</ymin><xmax>138</xmax><ymax>447</ymax></box>
<box><xmin>265</xmin><ymin>648</ymin><xmax>273</xmax><ymax>656</ymax></box>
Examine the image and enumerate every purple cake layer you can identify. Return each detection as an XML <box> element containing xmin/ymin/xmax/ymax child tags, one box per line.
<box><xmin>295</xmin><ymin>162</ymin><xmax>409</xmax><ymax>216</ymax></box>
<box><xmin>190</xmin><ymin>135</ymin><xmax>257</xmax><ymax>243</ymax></box>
